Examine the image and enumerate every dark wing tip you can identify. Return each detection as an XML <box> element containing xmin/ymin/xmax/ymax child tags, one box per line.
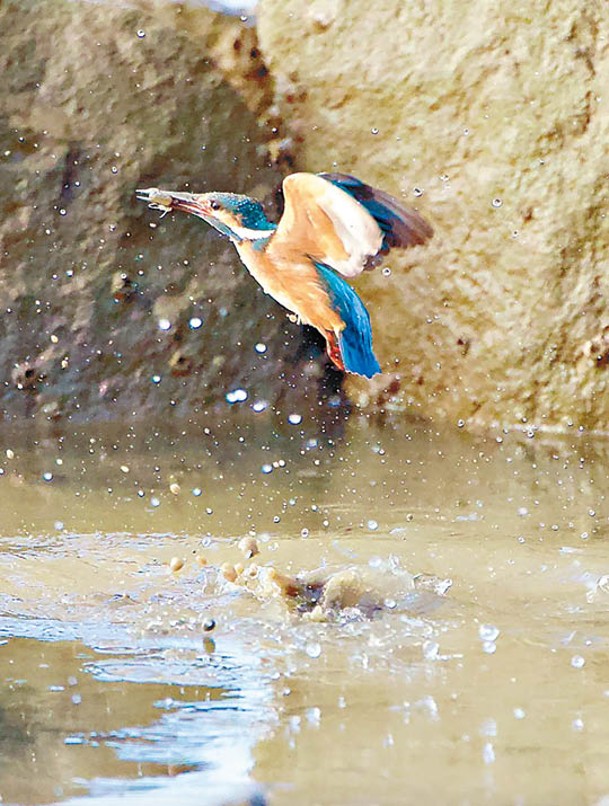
<box><xmin>319</xmin><ymin>172</ymin><xmax>434</xmax><ymax>250</ymax></box>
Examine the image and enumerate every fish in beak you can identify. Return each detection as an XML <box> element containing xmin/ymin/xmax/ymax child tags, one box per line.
<box><xmin>135</xmin><ymin>187</ymin><xmax>212</xmax><ymax>220</ymax></box>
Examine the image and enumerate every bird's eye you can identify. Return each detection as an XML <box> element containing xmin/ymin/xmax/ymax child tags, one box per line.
<box><xmin>210</xmin><ymin>200</ymin><xmax>221</xmax><ymax>211</ymax></box>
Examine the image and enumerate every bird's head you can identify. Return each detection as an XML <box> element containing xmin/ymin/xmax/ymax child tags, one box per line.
<box><xmin>136</xmin><ymin>188</ymin><xmax>276</xmax><ymax>242</ymax></box>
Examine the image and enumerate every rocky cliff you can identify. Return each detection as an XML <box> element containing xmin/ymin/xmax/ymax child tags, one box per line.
<box><xmin>258</xmin><ymin>0</ymin><xmax>609</xmax><ymax>430</ymax></box>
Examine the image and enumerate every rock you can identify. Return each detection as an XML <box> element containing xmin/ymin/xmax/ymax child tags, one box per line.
<box><xmin>258</xmin><ymin>0</ymin><xmax>609</xmax><ymax>430</ymax></box>
<box><xmin>0</xmin><ymin>0</ymin><xmax>323</xmax><ymax>423</ymax></box>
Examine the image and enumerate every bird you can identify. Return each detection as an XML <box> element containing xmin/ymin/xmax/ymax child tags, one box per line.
<box><xmin>136</xmin><ymin>172</ymin><xmax>433</xmax><ymax>378</ymax></box>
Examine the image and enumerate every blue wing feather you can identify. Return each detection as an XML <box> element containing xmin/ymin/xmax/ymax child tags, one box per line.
<box><xmin>319</xmin><ymin>172</ymin><xmax>433</xmax><ymax>253</ymax></box>
<box><xmin>315</xmin><ymin>262</ymin><xmax>381</xmax><ymax>378</ymax></box>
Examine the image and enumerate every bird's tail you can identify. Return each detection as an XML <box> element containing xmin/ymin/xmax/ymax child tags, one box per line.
<box><xmin>316</xmin><ymin>263</ymin><xmax>381</xmax><ymax>378</ymax></box>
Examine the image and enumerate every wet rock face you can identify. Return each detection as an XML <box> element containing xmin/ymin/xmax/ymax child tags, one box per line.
<box><xmin>258</xmin><ymin>0</ymin><xmax>609</xmax><ymax>430</ymax></box>
<box><xmin>0</xmin><ymin>0</ymin><xmax>320</xmax><ymax>423</ymax></box>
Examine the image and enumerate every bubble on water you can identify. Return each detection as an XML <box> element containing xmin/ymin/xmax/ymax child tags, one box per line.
<box><xmin>517</xmin><ymin>506</ymin><xmax>529</xmax><ymax>516</ymax></box>
<box><xmin>288</xmin><ymin>413</ymin><xmax>303</xmax><ymax>425</ymax></box>
<box><xmin>492</xmin><ymin>197</ymin><xmax>503</xmax><ymax>208</ymax></box>
<box><xmin>371</xmin><ymin>127</ymin><xmax>379</xmax><ymax>135</ymax></box>
<box><xmin>158</xmin><ymin>318</ymin><xmax>171</xmax><ymax>331</ymax></box>
<box><xmin>111</xmin><ymin>166</ymin><xmax>118</xmax><ymax>175</ymax></box>
<box><xmin>150</xmin><ymin>496</ymin><xmax>160</xmax><ymax>508</ymax></box>
<box><xmin>571</xmin><ymin>654</ymin><xmax>585</xmax><ymax>669</ymax></box>
<box><xmin>572</xmin><ymin>717</ymin><xmax>584</xmax><ymax>732</ymax></box>
<box><xmin>188</xmin><ymin>316</ymin><xmax>203</xmax><ymax>330</ymax></box>
<box><xmin>482</xmin><ymin>641</ymin><xmax>497</xmax><ymax>654</ymax></box>
<box><xmin>457</xmin><ymin>419</ymin><xmax>465</xmax><ymax>428</ymax></box>
<box><xmin>367</xmin><ymin>519</ymin><xmax>379</xmax><ymax>531</ymax></box>
<box><xmin>413</xmin><ymin>187</ymin><xmax>423</xmax><ymax>197</ymax></box>
<box><xmin>59</xmin><ymin>208</ymin><xmax>67</xmax><ymax>216</ymax></box>
<box><xmin>301</xmin><ymin>528</ymin><xmax>309</xmax><ymax>538</ymax></box>
<box><xmin>226</xmin><ymin>388</ymin><xmax>248</xmax><ymax>404</ymax></box>
<box><xmin>382</xmin><ymin>267</ymin><xmax>392</xmax><ymax>276</ymax></box>
<box><xmin>479</xmin><ymin>624</ymin><xmax>500</xmax><ymax>642</ymax></box>
<box><xmin>305</xmin><ymin>641</ymin><xmax>322</xmax><ymax>658</ymax></box>
<box><xmin>192</xmin><ymin>487</ymin><xmax>202</xmax><ymax>497</ymax></box>
<box><xmin>42</xmin><ymin>472</ymin><xmax>53</xmax><ymax>482</ymax></box>
<box><xmin>151</xmin><ymin>374</ymin><xmax>162</xmax><ymax>384</ymax></box>
<box><xmin>136</xmin><ymin>29</ymin><xmax>146</xmax><ymax>38</ymax></box>
<box><xmin>255</xmin><ymin>343</ymin><xmax>267</xmax><ymax>354</ymax></box>
<box><xmin>54</xmin><ymin>521</ymin><xmax>64</xmax><ymax>531</ymax></box>
<box><xmin>261</xmin><ymin>463</ymin><xmax>273</xmax><ymax>475</ymax></box>
<box><xmin>513</xmin><ymin>707</ymin><xmax>526</xmax><ymax>719</ymax></box>
<box><xmin>252</xmin><ymin>400</ymin><xmax>268</xmax><ymax>413</ymax></box>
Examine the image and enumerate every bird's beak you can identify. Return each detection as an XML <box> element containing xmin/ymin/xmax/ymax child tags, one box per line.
<box><xmin>135</xmin><ymin>187</ymin><xmax>211</xmax><ymax>219</ymax></box>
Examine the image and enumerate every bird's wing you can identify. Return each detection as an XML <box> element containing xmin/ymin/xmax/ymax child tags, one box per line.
<box><xmin>268</xmin><ymin>173</ymin><xmax>384</xmax><ymax>278</ymax></box>
<box><xmin>268</xmin><ymin>172</ymin><xmax>432</xmax><ymax>278</ymax></box>
<box><xmin>319</xmin><ymin>172</ymin><xmax>433</xmax><ymax>252</ymax></box>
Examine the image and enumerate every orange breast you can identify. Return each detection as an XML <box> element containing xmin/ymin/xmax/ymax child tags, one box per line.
<box><xmin>235</xmin><ymin>241</ymin><xmax>344</xmax><ymax>335</ymax></box>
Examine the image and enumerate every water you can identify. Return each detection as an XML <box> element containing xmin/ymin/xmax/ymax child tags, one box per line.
<box><xmin>1</xmin><ymin>414</ymin><xmax>609</xmax><ymax>803</ymax></box>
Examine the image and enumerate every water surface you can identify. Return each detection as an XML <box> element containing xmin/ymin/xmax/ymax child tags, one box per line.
<box><xmin>1</xmin><ymin>412</ymin><xmax>609</xmax><ymax>804</ymax></box>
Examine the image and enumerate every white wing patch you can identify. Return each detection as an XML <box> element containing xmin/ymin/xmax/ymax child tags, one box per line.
<box><xmin>314</xmin><ymin>177</ymin><xmax>383</xmax><ymax>277</ymax></box>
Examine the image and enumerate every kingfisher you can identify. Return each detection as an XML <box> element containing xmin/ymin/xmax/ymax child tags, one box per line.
<box><xmin>136</xmin><ymin>173</ymin><xmax>433</xmax><ymax>378</ymax></box>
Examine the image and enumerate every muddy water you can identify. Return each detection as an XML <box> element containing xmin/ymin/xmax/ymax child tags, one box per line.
<box><xmin>1</xmin><ymin>412</ymin><xmax>609</xmax><ymax>804</ymax></box>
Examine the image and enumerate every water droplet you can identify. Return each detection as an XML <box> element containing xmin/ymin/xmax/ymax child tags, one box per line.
<box><xmin>226</xmin><ymin>388</ymin><xmax>248</xmax><ymax>404</ymax></box>
<box><xmin>492</xmin><ymin>197</ymin><xmax>503</xmax><ymax>208</ymax></box>
<box><xmin>571</xmin><ymin>654</ymin><xmax>585</xmax><ymax>669</ymax></box>
<box><xmin>151</xmin><ymin>374</ymin><xmax>161</xmax><ymax>384</ymax></box>
<box><xmin>189</xmin><ymin>316</ymin><xmax>203</xmax><ymax>330</ymax></box>
<box><xmin>288</xmin><ymin>413</ymin><xmax>302</xmax><ymax>425</ymax></box>
<box><xmin>479</xmin><ymin>624</ymin><xmax>500</xmax><ymax>642</ymax></box>
<box><xmin>136</xmin><ymin>29</ymin><xmax>146</xmax><ymax>38</ymax></box>
<box><xmin>423</xmin><ymin>641</ymin><xmax>439</xmax><ymax>660</ymax></box>
<box><xmin>305</xmin><ymin>641</ymin><xmax>322</xmax><ymax>658</ymax></box>
<box><xmin>158</xmin><ymin>318</ymin><xmax>171</xmax><ymax>331</ymax></box>
<box><xmin>255</xmin><ymin>342</ymin><xmax>267</xmax><ymax>354</ymax></box>
<box><xmin>482</xmin><ymin>742</ymin><xmax>495</xmax><ymax>764</ymax></box>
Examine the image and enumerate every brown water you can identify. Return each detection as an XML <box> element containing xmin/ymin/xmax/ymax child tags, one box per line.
<box><xmin>1</xmin><ymin>410</ymin><xmax>609</xmax><ymax>805</ymax></box>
